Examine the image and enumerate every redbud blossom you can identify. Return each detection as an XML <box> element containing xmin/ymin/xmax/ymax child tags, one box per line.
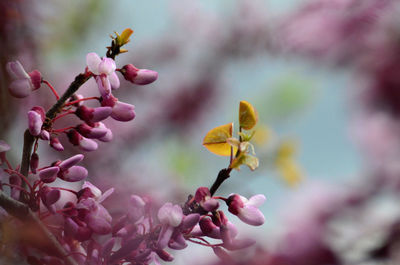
<box><xmin>39</xmin><ymin>166</ymin><xmax>60</xmax><ymax>183</ymax></box>
<box><xmin>121</xmin><ymin>64</ymin><xmax>158</xmax><ymax>85</ymax></box>
<box><xmin>111</xmin><ymin>101</ymin><xmax>136</xmax><ymax>122</ymax></box>
<box><xmin>76</xmin><ymin>123</ymin><xmax>107</xmax><ymax>139</ymax></box>
<box><xmin>100</xmin><ymin>94</ymin><xmax>136</xmax><ymax>122</ymax></box>
<box><xmin>50</xmin><ymin>137</ymin><xmax>64</xmax><ymax>151</ymax></box>
<box><xmin>67</xmin><ymin>129</ymin><xmax>98</xmax><ymax>151</ymax></box>
<box><xmin>30</xmin><ymin>152</ymin><xmax>39</xmax><ymax>174</ymax></box>
<box><xmin>6</xmin><ymin>61</ymin><xmax>41</xmax><ymax>98</ymax></box>
<box><xmin>86</xmin><ymin>52</ymin><xmax>120</xmax><ymax>97</ymax></box>
<box><xmin>96</xmin><ymin>122</ymin><xmax>113</xmax><ymax>142</ymax></box>
<box><xmin>27</xmin><ymin>110</ymin><xmax>43</xmax><ymax>136</ymax></box>
<box><xmin>75</xmin><ymin>105</ymin><xmax>112</xmax><ymax>123</ymax></box>
<box><xmin>227</xmin><ymin>194</ymin><xmax>266</xmax><ymax>226</ymax></box>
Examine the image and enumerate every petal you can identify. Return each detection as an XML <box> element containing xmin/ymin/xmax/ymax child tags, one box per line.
<box><xmin>247</xmin><ymin>194</ymin><xmax>266</xmax><ymax>207</ymax></box>
<box><xmin>109</xmin><ymin>72</ymin><xmax>120</xmax><ymax>89</ymax></box>
<box><xmin>9</xmin><ymin>79</ymin><xmax>32</xmax><ymax>98</ymax></box>
<box><xmin>6</xmin><ymin>61</ymin><xmax>29</xmax><ymax>79</ymax></box>
<box><xmin>28</xmin><ymin>111</ymin><xmax>43</xmax><ymax>136</ymax></box>
<box><xmin>45</xmin><ymin>189</ymin><xmax>61</xmax><ymax>205</ymax></box>
<box><xmin>79</xmin><ymin>137</ymin><xmax>98</xmax><ymax>152</ymax></box>
<box><xmin>98</xmin><ymin>58</ymin><xmax>116</xmax><ymax>75</ymax></box>
<box><xmin>86</xmin><ymin>53</ymin><xmax>101</xmax><ymax>75</ymax></box>
<box><xmin>181</xmin><ymin>214</ymin><xmax>200</xmax><ymax>230</ymax></box>
<box><xmin>133</xmin><ymin>69</ymin><xmax>158</xmax><ymax>85</ymax></box>
<box><xmin>238</xmin><ymin>206</ymin><xmax>265</xmax><ymax>226</ymax></box>
<box><xmin>168</xmin><ymin>232</ymin><xmax>187</xmax><ymax>250</ymax></box>
<box><xmin>59</xmin><ymin>154</ymin><xmax>84</xmax><ymax>170</ymax></box>
<box><xmin>98</xmin><ymin>188</ymin><xmax>114</xmax><ymax>203</ymax></box>
<box><xmin>62</xmin><ymin>166</ymin><xmax>88</xmax><ymax>182</ymax></box>
<box><xmin>96</xmin><ymin>76</ymin><xmax>112</xmax><ymax>98</ymax></box>
<box><xmin>91</xmin><ymin>107</ymin><xmax>112</xmax><ymax>122</ymax></box>
<box><xmin>82</xmin><ymin>181</ymin><xmax>102</xmax><ymax>199</ymax></box>
<box><xmin>157</xmin><ymin>225</ymin><xmax>174</xmax><ymax>249</ymax></box>
<box><xmin>111</xmin><ymin>101</ymin><xmax>135</xmax><ymax>122</ymax></box>
<box><xmin>39</xmin><ymin>166</ymin><xmax>60</xmax><ymax>183</ymax></box>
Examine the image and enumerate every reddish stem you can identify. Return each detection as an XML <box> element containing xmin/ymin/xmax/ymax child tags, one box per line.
<box><xmin>52</xmin><ymin>126</ymin><xmax>75</xmax><ymax>133</ymax></box>
<box><xmin>52</xmin><ymin>110</ymin><xmax>75</xmax><ymax>122</ymax></box>
<box><xmin>3</xmin><ymin>157</ymin><xmax>13</xmax><ymax>170</ymax></box>
<box><xmin>54</xmin><ymin>187</ymin><xmax>78</xmax><ymax>195</ymax></box>
<box><xmin>42</xmin><ymin>80</ymin><xmax>60</xmax><ymax>100</ymax></box>
<box><xmin>64</xmin><ymin>96</ymin><xmax>100</xmax><ymax>106</ymax></box>
<box><xmin>4</xmin><ymin>169</ymin><xmax>34</xmax><ymax>192</ymax></box>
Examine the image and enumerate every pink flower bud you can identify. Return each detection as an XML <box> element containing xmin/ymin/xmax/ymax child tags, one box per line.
<box><xmin>6</xmin><ymin>61</ymin><xmax>41</xmax><ymax>98</ymax></box>
<box><xmin>40</xmin><ymin>130</ymin><xmax>50</xmax><ymax>141</ymax></box>
<box><xmin>67</xmin><ymin>130</ymin><xmax>98</xmax><ymax>151</ymax></box>
<box><xmin>76</xmin><ymin>123</ymin><xmax>108</xmax><ymax>139</ymax></box>
<box><xmin>110</xmin><ymin>101</ymin><xmax>136</xmax><ymax>122</ymax></box>
<box><xmin>199</xmin><ymin>218</ymin><xmax>220</xmax><ymax>238</ymax></box>
<box><xmin>122</xmin><ymin>64</ymin><xmax>158</xmax><ymax>85</ymax></box>
<box><xmin>181</xmin><ymin>213</ymin><xmax>200</xmax><ymax>230</ymax></box>
<box><xmin>30</xmin><ymin>153</ymin><xmax>39</xmax><ymax>174</ymax></box>
<box><xmin>60</xmin><ymin>166</ymin><xmax>88</xmax><ymax>182</ymax></box>
<box><xmin>50</xmin><ymin>137</ymin><xmax>64</xmax><ymax>151</ymax></box>
<box><xmin>27</xmin><ymin>110</ymin><xmax>43</xmax><ymax>136</ymax></box>
<box><xmin>59</xmin><ymin>154</ymin><xmax>84</xmax><ymax>170</ymax></box>
<box><xmin>75</xmin><ymin>106</ymin><xmax>112</xmax><ymax>123</ymax></box>
<box><xmin>39</xmin><ymin>166</ymin><xmax>60</xmax><ymax>183</ymax></box>
<box><xmin>40</xmin><ymin>186</ymin><xmax>60</xmax><ymax>213</ymax></box>
<box><xmin>227</xmin><ymin>194</ymin><xmax>266</xmax><ymax>226</ymax></box>
<box><xmin>100</xmin><ymin>94</ymin><xmax>117</xmax><ymax>108</ymax></box>
<box><xmin>96</xmin><ymin>122</ymin><xmax>113</xmax><ymax>142</ymax></box>
<box><xmin>158</xmin><ymin>203</ymin><xmax>183</xmax><ymax>227</ymax></box>
<box><xmin>79</xmin><ymin>137</ymin><xmax>98</xmax><ymax>151</ymax></box>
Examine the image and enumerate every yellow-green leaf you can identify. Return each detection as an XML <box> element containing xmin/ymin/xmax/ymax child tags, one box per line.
<box><xmin>203</xmin><ymin>123</ymin><xmax>236</xmax><ymax>156</ymax></box>
<box><xmin>239</xmin><ymin>101</ymin><xmax>258</xmax><ymax>130</ymax></box>
<box><xmin>230</xmin><ymin>153</ymin><xmax>259</xmax><ymax>171</ymax></box>
<box><xmin>117</xmin><ymin>28</ymin><xmax>134</xmax><ymax>46</ymax></box>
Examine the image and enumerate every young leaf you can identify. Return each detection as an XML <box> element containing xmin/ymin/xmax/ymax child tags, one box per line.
<box><xmin>239</xmin><ymin>101</ymin><xmax>258</xmax><ymax>130</ymax></box>
<box><xmin>203</xmin><ymin>123</ymin><xmax>236</xmax><ymax>156</ymax></box>
<box><xmin>117</xmin><ymin>28</ymin><xmax>134</xmax><ymax>46</ymax></box>
<box><xmin>230</xmin><ymin>153</ymin><xmax>259</xmax><ymax>171</ymax></box>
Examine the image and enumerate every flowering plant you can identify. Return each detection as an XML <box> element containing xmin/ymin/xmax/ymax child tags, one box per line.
<box><xmin>0</xmin><ymin>28</ymin><xmax>266</xmax><ymax>265</ymax></box>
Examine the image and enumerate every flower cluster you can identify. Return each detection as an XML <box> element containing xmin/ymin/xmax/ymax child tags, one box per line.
<box><xmin>0</xmin><ymin>28</ymin><xmax>266</xmax><ymax>265</ymax></box>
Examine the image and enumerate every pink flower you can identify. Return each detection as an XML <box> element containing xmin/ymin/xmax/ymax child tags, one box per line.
<box><xmin>227</xmin><ymin>194</ymin><xmax>266</xmax><ymax>226</ymax></box>
<box><xmin>50</xmin><ymin>137</ymin><xmax>64</xmax><ymax>151</ymax></box>
<box><xmin>75</xmin><ymin>105</ymin><xmax>112</xmax><ymax>124</ymax></box>
<box><xmin>75</xmin><ymin>123</ymin><xmax>108</xmax><ymax>139</ymax></box>
<box><xmin>101</xmin><ymin>94</ymin><xmax>136</xmax><ymax>122</ymax></box>
<box><xmin>121</xmin><ymin>64</ymin><xmax>158</xmax><ymax>85</ymax></box>
<box><xmin>194</xmin><ymin>187</ymin><xmax>219</xmax><ymax>212</ymax></box>
<box><xmin>86</xmin><ymin>53</ymin><xmax>120</xmax><ymax>97</ymax></box>
<box><xmin>157</xmin><ymin>203</ymin><xmax>183</xmax><ymax>249</ymax></box>
<box><xmin>66</xmin><ymin>129</ymin><xmax>98</xmax><ymax>152</ymax></box>
<box><xmin>6</xmin><ymin>61</ymin><xmax>41</xmax><ymax>98</ymax></box>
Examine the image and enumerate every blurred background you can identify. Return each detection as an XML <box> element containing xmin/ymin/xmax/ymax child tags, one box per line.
<box><xmin>2</xmin><ymin>0</ymin><xmax>400</xmax><ymax>264</ymax></box>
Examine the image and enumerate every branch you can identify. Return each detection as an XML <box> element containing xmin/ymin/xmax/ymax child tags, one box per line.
<box><xmin>209</xmin><ymin>168</ymin><xmax>232</xmax><ymax>196</ymax></box>
<box><xmin>0</xmin><ymin>190</ymin><xmax>78</xmax><ymax>265</ymax></box>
